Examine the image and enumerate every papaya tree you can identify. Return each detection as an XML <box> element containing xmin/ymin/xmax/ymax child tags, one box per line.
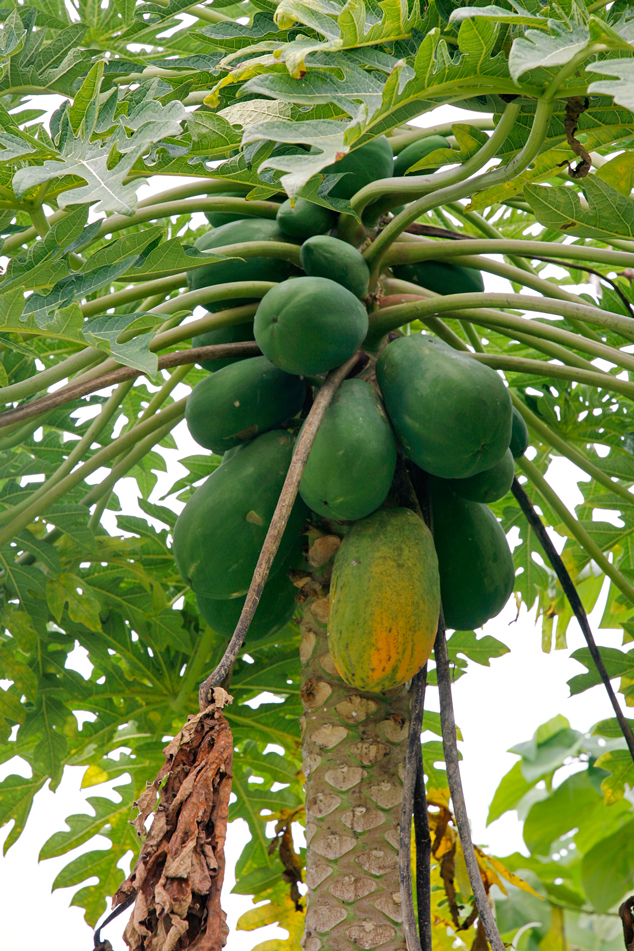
<box><xmin>2</xmin><ymin>0</ymin><xmax>634</xmax><ymax>949</ymax></box>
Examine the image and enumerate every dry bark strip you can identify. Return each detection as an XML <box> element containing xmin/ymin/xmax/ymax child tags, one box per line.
<box><xmin>198</xmin><ymin>352</ymin><xmax>362</xmax><ymax>707</ymax></box>
<box><xmin>112</xmin><ymin>688</ymin><xmax>234</xmax><ymax>951</ymax></box>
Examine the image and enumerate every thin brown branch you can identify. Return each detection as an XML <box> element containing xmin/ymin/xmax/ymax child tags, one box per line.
<box><xmin>511</xmin><ymin>476</ymin><xmax>634</xmax><ymax>763</ymax></box>
<box><xmin>400</xmin><ymin>666</ymin><xmax>428</xmax><ymax>951</ymax></box>
<box><xmin>0</xmin><ymin>342</ymin><xmax>261</xmax><ymax>430</ymax></box>
<box><xmin>198</xmin><ymin>352</ymin><xmax>362</xmax><ymax>709</ymax></box>
<box><xmin>435</xmin><ymin>621</ymin><xmax>505</xmax><ymax>951</ymax></box>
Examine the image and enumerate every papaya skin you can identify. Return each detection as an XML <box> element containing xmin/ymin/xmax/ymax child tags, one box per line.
<box><xmin>185</xmin><ymin>355</ymin><xmax>307</xmax><ymax>454</ymax></box>
<box><xmin>299</xmin><ymin>379</ymin><xmax>397</xmax><ymax>521</ymax></box>
<box><xmin>323</xmin><ymin>136</ymin><xmax>394</xmax><ymax>200</ymax></box>
<box><xmin>429</xmin><ymin>477</ymin><xmax>515</xmax><ymax>631</ymax></box>
<box><xmin>328</xmin><ymin>508</ymin><xmax>440</xmax><ymax>692</ymax></box>
<box><xmin>300</xmin><ymin>235</ymin><xmax>370</xmax><ymax>299</ymax></box>
<box><xmin>447</xmin><ymin>448</ymin><xmax>515</xmax><ymax>504</ymax></box>
<box><xmin>393</xmin><ymin>135</ymin><xmax>451</xmax><ymax>176</ymax></box>
<box><xmin>255</xmin><ymin>276</ymin><xmax>368</xmax><ymax>375</ymax></box>
<box><xmin>376</xmin><ymin>333</ymin><xmax>512</xmax><ymax>479</ymax></box>
<box><xmin>510</xmin><ymin>405</ymin><xmax>530</xmax><ymax>458</ymax></box>
<box><xmin>173</xmin><ymin>430</ymin><xmax>308</xmax><ymax>600</ymax></box>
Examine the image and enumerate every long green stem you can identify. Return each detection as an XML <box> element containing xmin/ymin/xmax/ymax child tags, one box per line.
<box><xmin>472</xmin><ymin>353</ymin><xmax>634</xmax><ymax>401</ymax></box>
<box><xmin>444</xmin><ymin>202</ymin><xmax>535</xmax><ymax>275</ymax></box>
<box><xmin>364</xmin><ymin>99</ymin><xmax>554</xmax><ymax>275</ymax></box>
<box><xmin>512</xmin><ymin>396</ymin><xmax>634</xmax><ymax>507</ymax></box>
<box><xmin>82</xmin><ymin>415</ymin><xmax>182</xmax><ymax>509</ymax></box>
<box><xmin>0</xmin><ymin>400</ymin><xmax>185</xmax><ymax>547</ymax></box>
<box><xmin>354</xmin><ymin>100</ymin><xmax>522</xmax><ymax>220</ymax></box>
<box><xmin>382</xmin><ymin>277</ymin><xmax>627</xmax><ymax>370</ymax></box>
<box><xmin>365</xmin><ymin>292</ymin><xmax>634</xmax><ymax>349</ymax></box>
<box><xmin>387</xmin><ymin>239</ymin><xmax>605</xmax><ymax>319</ymax></box>
<box><xmin>384</xmin><ymin>237</ymin><xmax>634</xmax><ymax>270</ymax></box>
<box><xmin>80</xmin><ymin>274</ymin><xmax>187</xmax><ymax>317</ymax></box>
<box><xmin>94</xmin><ymin>197</ymin><xmax>280</xmax><ymax>243</ymax></box>
<box><xmin>136</xmin><ymin>179</ymin><xmax>249</xmax><ymax>210</ymax></box>
<box><xmin>518</xmin><ymin>458</ymin><xmax>634</xmax><ymax>608</ymax></box>
<box><xmin>0</xmin><ymin>350</ymin><xmax>103</xmax><ymax>406</ymax></box>
<box><xmin>29</xmin><ymin>205</ymin><xmax>50</xmax><ymax>238</ymax></box>
<box><xmin>0</xmin><ymin>380</ymin><xmax>136</xmax><ymax>527</ymax></box>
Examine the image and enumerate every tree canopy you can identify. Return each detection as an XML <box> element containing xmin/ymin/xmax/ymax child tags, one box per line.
<box><xmin>1</xmin><ymin>0</ymin><xmax>634</xmax><ymax>948</ymax></box>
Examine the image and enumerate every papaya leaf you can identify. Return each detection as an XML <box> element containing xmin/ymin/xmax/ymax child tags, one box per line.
<box><xmin>524</xmin><ymin>176</ymin><xmax>634</xmax><ymax>243</ymax></box>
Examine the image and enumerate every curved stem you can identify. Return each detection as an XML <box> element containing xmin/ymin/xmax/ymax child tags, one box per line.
<box><xmin>444</xmin><ymin>202</ymin><xmax>535</xmax><ymax>275</ymax></box>
<box><xmin>387</xmin><ymin>240</ymin><xmax>605</xmax><ymax>328</ymax></box>
<box><xmin>365</xmin><ymin>292</ymin><xmax>634</xmax><ymax>348</ymax></box>
<box><xmin>511</xmin><ymin>477</ymin><xmax>634</xmax><ymax>764</ymax></box>
<box><xmin>0</xmin><ymin>349</ymin><xmax>103</xmax><ymax>406</ymax></box>
<box><xmin>381</xmin><ymin>237</ymin><xmax>634</xmax><ymax>271</ymax></box>
<box><xmin>518</xmin><ymin>457</ymin><xmax>634</xmax><ymax>608</ymax></box>
<box><xmin>472</xmin><ymin>353</ymin><xmax>634</xmax><ymax>401</ymax></box>
<box><xmin>353</xmin><ymin>100</ymin><xmax>521</xmax><ymax>220</ymax></box>
<box><xmin>0</xmin><ymin>400</ymin><xmax>186</xmax><ymax>548</ymax></box>
<box><xmin>435</xmin><ymin>623</ymin><xmax>505</xmax><ymax>951</ymax></box>
<box><xmin>198</xmin><ymin>352</ymin><xmax>361</xmax><ymax>707</ymax></box>
<box><xmin>80</xmin><ymin>273</ymin><xmax>188</xmax><ymax>317</ymax></box>
<box><xmin>0</xmin><ymin>342</ymin><xmax>260</xmax><ymax>429</ymax></box>
<box><xmin>95</xmin><ymin>197</ymin><xmax>280</xmax><ymax>243</ymax></box>
<box><xmin>388</xmin><ymin>118</ymin><xmax>494</xmax><ymax>154</ymax></box>
<box><xmin>364</xmin><ymin>99</ymin><xmax>553</xmax><ymax>274</ymax></box>
<box><xmin>511</xmin><ymin>396</ymin><xmax>634</xmax><ymax>508</ymax></box>
<box><xmin>0</xmin><ymin>380</ymin><xmax>136</xmax><ymax>526</ymax></box>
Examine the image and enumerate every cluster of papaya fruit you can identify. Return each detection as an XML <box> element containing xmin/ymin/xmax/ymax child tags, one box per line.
<box><xmin>173</xmin><ymin>135</ymin><xmax>527</xmax><ymax>693</ymax></box>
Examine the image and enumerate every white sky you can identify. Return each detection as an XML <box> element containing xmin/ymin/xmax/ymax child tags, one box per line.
<box><xmin>0</xmin><ymin>104</ymin><xmax>629</xmax><ymax>951</ymax></box>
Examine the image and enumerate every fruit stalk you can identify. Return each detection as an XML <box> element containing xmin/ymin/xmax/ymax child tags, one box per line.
<box><xmin>198</xmin><ymin>353</ymin><xmax>361</xmax><ymax>706</ymax></box>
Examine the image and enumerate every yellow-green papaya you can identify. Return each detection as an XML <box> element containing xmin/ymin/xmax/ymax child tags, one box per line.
<box><xmin>328</xmin><ymin>508</ymin><xmax>440</xmax><ymax>692</ymax></box>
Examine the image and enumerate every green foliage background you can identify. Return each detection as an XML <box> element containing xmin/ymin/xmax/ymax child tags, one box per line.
<box><xmin>1</xmin><ymin>0</ymin><xmax>634</xmax><ymax>947</ymax></box>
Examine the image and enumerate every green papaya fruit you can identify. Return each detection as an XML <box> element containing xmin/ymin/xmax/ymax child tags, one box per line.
<box><xmin>323</xmin><ymin>136</ymin><xmax>394</xmax><ymax>200</ymax></box>
<box><xmin>276</xmin><ymin>198</ymin><xmax>336</xmax><ymax>241</ymax></box>
<box><xmin>204</xmin><ymin>190</ymin><xmax>251</xmax><ymax>228</ymax></box>
<box><xmin>185</xmin><ymin>356</ymin><xmax>307</xmax><ymax>453</ymax></box>
<box><xmin>173</xmin><ymin>430</ymin><xmax>308</xmax><ymax>599</ymax></box>
<box><xmin>195</xmin><ymin>538</ymin><xmax>303</xmax><ymax>640</ymax></box>
<box><xmin>393</xmin><ymin>135</ymin><xmax>451</xmax><ymax>176</ymax></box>
<box><xmin>192</xmin><ymin>322</ymin><xmax>256</xmax><ymax>372</ymax></box>
<box><xmin>393</xmin><ymin>260</ymin><xmax>484</xmax><ymax>296</ymax></box>
<box><xmin>429</xmin><ymin>477</ymin><xmax>515</xmax><ymax>630</ymax></box>
<box><xmin>222</xmin><ymin>444</ymin><xmax>247</xmax><ymax>464</ymax></box>
<box><xmin>299</xmin><ymin>379</ymin><xmax>397</xmax><ymax>520</ymax></box>
<box><xmin>510</xmin><ymin>406</ymin><xmax>530</xmax><ymax>458</ymax></box>
<box><xmin>376</xmin><ymin>334</ymin><xmax>512</xmax><ymax>479</ymax></box>
<box><xmin>187</xmin><ymin>218</ymin><xmax>301</xmax><ymax>310</ymax></box>
<box><xmin>300</xmin><ymin>235</ymin><xmax>370</xmax><ymax>299</ymax></box>
<box><xmin>254</xmin><ymin>276</ymin><xmax>368</xmax><ymax>375</ymax></box>
<box><xmin>447</xmin><ymin>449</ymin><xmax>514</xmax><ymax>504</ymax></box>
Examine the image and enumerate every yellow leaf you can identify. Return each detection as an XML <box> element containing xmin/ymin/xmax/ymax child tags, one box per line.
<box><xmin>82</xmin><ymin>764</ymin><xmax>111</xmax><ymax>788</ymax></box>
<box><xmin>484</xmin><ymin>853</ymin><xmax>543</xmax><ymax>899</ymax></box>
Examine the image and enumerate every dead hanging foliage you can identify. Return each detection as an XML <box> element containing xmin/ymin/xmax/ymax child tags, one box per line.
<box><xmin>558</xmin><ymin>96</ymin><xmax>592</xmax><ymax>179</ymax></box>
<box><xmin>112</xmin><ymin>688</ymin><xmax>234</xmax><ymax>951</ymax></box>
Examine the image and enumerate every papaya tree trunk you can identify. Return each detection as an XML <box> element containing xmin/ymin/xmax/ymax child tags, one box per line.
<box><xmin>299</xmin><ymin>595</ymin><xmax>409</xmax><ymax>951</ymax></box>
